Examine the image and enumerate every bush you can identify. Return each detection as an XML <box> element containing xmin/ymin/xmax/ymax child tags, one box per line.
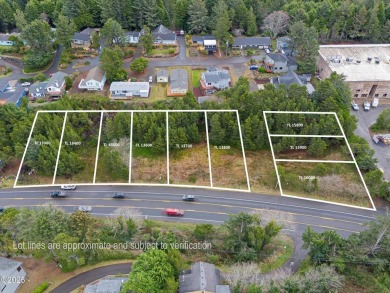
<box><xmin>258</xmin><ymin>67</ymin><xmax>266</xmax><ymax>73</ymax></box>
<box><xmin>32</xmin><ymin>281</ymin><xmax>49</xmax><ymax>293</ymax></box>
<box><xmin>19</xmin><ymin>77</ymin><xmax>34</xmax><ymax>83</ymax></box>
<box><xmin>24</xmin><ymin>53</ymin><xmax>52</xmax><ymax>71</ymax></box>
<box><xmin>168</xmin><ymin>48</ymin><xmax>175</xmax><ymax>54</ymax></box>
<box><xmin>34</xmin><ymin>73</ymin><xmax>47</xmax><ymax>82</ymax></box>
<box><xmin>36</xmin><ymin>98</ymin><xmax>46</xmax><ymax>103</ymax></box>
<box><xmin>64</xmin><ymin>76</ymin><xmax>73</xmax><ymax>90</ymax></box>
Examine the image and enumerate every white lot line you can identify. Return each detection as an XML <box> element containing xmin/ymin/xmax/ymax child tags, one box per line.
<box><xmin>53</xmin><ymin>112</ymin><xmax>68</xmax><ymax>184</ymax></box>
<box><xmin>204</xmin><ymin>111</ymin><xmax>213</xmax><ymax>188</ymax></box>
<box><xmin>93</xmin><ymin>112</ymin><xmax>104</xmax><ymax>184</ymax></box>
<box><xmin>14</xmin><ymin>111</ymin><xmax>40</xmax><ymax>187</ymax></box>
<box><xmin>17</xmin><ymin>110</ymin><xmax>250</xmax><ymax>193</ymax></box>
<box><xmin>263</xmin><ymin>111</ymin><xmax>376</xmax><ymax>211</ymax></box>
<box><xmin>236</xmin><ymin>110</ymin><xmax>251</xmax><ymax>191</ymax></box>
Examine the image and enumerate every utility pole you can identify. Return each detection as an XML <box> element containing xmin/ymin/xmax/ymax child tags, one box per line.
<box><xmin>226</xmin><ymin>41</ymin><xmax>229</xmax><ymax>57</ymax></box>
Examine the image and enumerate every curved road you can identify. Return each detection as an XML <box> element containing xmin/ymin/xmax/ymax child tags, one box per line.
<box><xmin>50</xmin><ymin>263</ymin><xmax>131</xmax><ymax>293</ymax></box>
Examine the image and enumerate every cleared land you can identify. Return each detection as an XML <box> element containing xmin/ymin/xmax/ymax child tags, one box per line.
<box><xmin>277</xmin><ymin>161</ymin><xmax>372</xmax><ymax>208</ymax></box>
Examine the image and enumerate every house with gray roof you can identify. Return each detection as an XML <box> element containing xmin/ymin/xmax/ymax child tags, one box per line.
<box><xmin>179</xmin><ymin>262</ymin><xmax>227</xmax><ymax>293</ymax></box>
<box><xmin>200</xmin><ymin>67</ymin><xmax>231</xmax><ymax>95</ymax></box>
<box><xmin>124</xmin><ymin>31</ymin><xmax>141</xmax><ymax>44</ymax></box>
<box><xmin>270</xmin><ymin>70</ymin><xmax>315</xmax><ymax>94</ymax></box>
<box><xmin>46</xmin><ymin>71</ymin><xmax>67</xmax><ymax>98</ymax></box>
<box><xmin>72</xmin><ymin>27</ymin><xmax>96</xmax><ymax>48</ymax></box>
<box><xmin>84</xmin><ymin>276</ymin><xmax>127</xmax><ymax>293</ymax></box>
<box><xmin>157</xmin><ymin>68</ymin><xmax>169</xmax><ymax>83</ymax></box>
<box><xmin>0</xmin><ymin>80</ymin><xmax>10</xmax><ymax>94</ymax></box>
<box><xmin>0</xmin><ymin>257</ymin><xmax>26</xmax><ymax>293</ymax></box>
<box><xmin>110</xmin><ymin>81</ymin><xmax>150</xmax><ymax>99</ymax></box>
<box><xmin>264</xmin><ymin>53</ymin><xmax>298</xmax><ymax>73</ymax></box>
<box><xmin>0</xmin><ymin>33</ymin><xmax>19</xmax><ymax>46</ymax></box>
<box><xmin>78</xmin><ymin>67</ymin><xmax>106</xmax><ymax>91</ymax></box>
<box><xmin>169</xmin><ymin>69</ymin><xmax>188</xmax><ymax>95</ymax></box>
<box><xmin>191</xmin><ymin>35</ymin><xmax>217</xmax><ymax>53</ymax></box>
<box><xmin>232</xmin><ymin>37</ymin><xmax>271</xmax><ymax>49</ymax></box>
<box><xmin>152</xmin><ymin>24</ymin><xmax>176</xmax><ymax>45</ymax></box>
<box><xmin>276</xmin><ymin>36</ymin><xmax>295</xmax><ymax>56</ymax></box>
<box><xmin>29</xmin><ymin>82</ymin><xmax>48</xmax><ymax>100</ymax></box>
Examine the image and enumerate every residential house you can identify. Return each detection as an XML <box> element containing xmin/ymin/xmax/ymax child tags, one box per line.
<box><xmin>0</xmin><ymin>257</ymin><xmax>27</xmax><ymax>293</ymax></box>
<box><xmin>191</xmin><ymin>35</ymin><xmax>217</xmax><ymax>53</ymax></box>
<box><xmin>277</xmin><ymin>36</ymin><xmax>294</xmax><ymax>56</ymax></box>
<box><xmin>318</xmin><ymin>44</ymin><xmax>390</xmax><ymax>99</ymax></box>
<box><xmin>84</xmin><ymin>276</ymin><xmax>127</xmax><ymax>293</ymax></box>
<box><xmin>264</xmin><ymin>53</ymin><xmax>298</xmax><ymax>73</ymax></box>
<box><xmin>29</xmin><ymin>82</ymin><xmax>48</xmax><ymax>100</ymax></box>
<box><xmin>0</xmin><ymin>33</ymin><xmax>19</xmax><ymax>46</ymax></box>
<box><xmin>78</xmin><ymin>67</ymin><xmax>106</xmax><ymax>91</ymax></box>
<box><xmin>72</xmin><ymin>27</ymin><xmax>95</xmax><ymax>49</ymax></box>
<box><xmin>200</xmin><ymin>67</ymin><xmax>231</xmax><ymax>95</ymax></box>
<box><xmin>46</xmin><ymin>71</ymin><xmax>67</xmax><ymax>99</ymax></box>
<box><xmin>157</xmin><ymin>68</ymin><xmax>169</xmax><ymax>83</ymax></box>
<box><xmin>179</xmin><ymin>262</ymin><xmax>229</xmax><ymax>293</ymax></box>
<box><xmin>169</xmin><ymin>69</ymin><xmax>188</xmax><ymax>95</ymax></box>
<box><xmin>270</xmin><ymin>71</ymin><xmax>315</xmax><ymax>94</ymax></box>
<box><xmin>109</xmin><ymin>82</ymin><xmax>150</xmax><ymax>99</ymax></box>
<box><xmin>124</xmin><ymin>31</ymin><xmax>141</xmax><ymax>44</ymax></box>
<box><xmin>232</xmin><ymin>37</ymin><xmax>271</xmax><ymax>50</ymax></box>
<box><xmin>152</xmin><ymin>24</ymin><xmax>176</xmax><ymax>45</ymax></box>
<box><xmin>0</xmin><ymin>80</ymin><xmax>27</xmax><ymax>106</ymax></box>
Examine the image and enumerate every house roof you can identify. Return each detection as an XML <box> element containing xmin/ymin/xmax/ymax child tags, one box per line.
<box><xmin>110</xmin><ymin>82</ymin><xmax>149</xmax><ymax>92</ymax></box>
<box><xmin>84</xmin><ymin>277</ymin><xmax>127</xmax><ymax>293</ymax></box>
<box><xmin>86</xmin><ymin>67</ymin><xmax>105</xmax><ymax>82</ymax></box>
<box><xmin>271</xmin><ymin>71</ymin><xmax>315</xmax><ymax>94</ymax></box>
<box><xmin>233</xmin><ymin>37</ymin><xmax>271</xmax><ymax>47</ymax></box>
<box><xmin>0</xmin><ymin>85</ymin><xmax>26</xmax><ymax>105</ymax></box>
<box><xmin>277</xmin><ymin>36</ymin><xmax>290</xmax><ymax>43</ymax></box>
<box><xmin>30</xmin><ymin>82</ymin><xmax>48</xmax><ymax>95</ymax></box>
<box><xmin>170</xmin><ymin>69</ymin><xmax>188</xmax><ymax>90</ymax></box>
<box><xmin>0</xmin><ymin>257</ymin><xmax>22</xmax><ymax>276</ymax></box>
<box><xmin>268</xmin><ymin>53</ymin><xmax>288</xmax><ymax>63</ymax></box>
<box><xmin>179</xmin><ymin>262</ymin><xmax>220</xmax><ymax>293</ymax></box>
<box><xmin>154</xmin><ymin>33</ymin><xmax>176</xmax><ymax>41</ymax></box>
<box><xmin>287</xmin><ymin>56</ymin><xmax>298</xmax><ymax>67</ymax></box>
<box><xmin>125</xmin><ymin>31</ymin><xmax>141</xmax><ymax>37</ymax></box>
<box><xmin>0</xmin><ymin>33</ymin><xmax>19</xmax><ymax>41</ymax></box>
<box><xmin>318</xmin><ymin>44</ymin><xmax>390</xmax><ymax>82</ymax></box>
<box><xmin>152</xmin><ymin>24</ymin><xmax>173</xmax><ymax>34</ymax></box>
<box><xmin>80</xmin><ymin>27</ymin><xmax>95</xmax><ymax>35</ymax></box>
<box><xmin>203</xmin><ymin>68</ymin><xmax>230</xmax><ymax>83</ymax></box>
<box><xmin>47</xmin><ymin>72</ymin><xmax>67</xmax><ymax>88</ymax></box>
<box><xmin>204</xmin><ymin>40</ymin><xmax>217</xmax><ymax>46</ymax></box>
<box><xmin>157</xmin><ymin>68</ymin><xmax>169</xmax><ymax>78</ymax></box>
<box><xmin>191</xmin><ymin>35</ymin><xmax>216</xmax><ymax>43</ymax></box>
<box><xmin>73</xmin><ymin>32</ymin><xmax>90</xmax><ymax>42</ymax></box>
<box><xmin>0</xmin><ymin>79</ymin><xmax>10</xmax><ymax>91</ymax></box>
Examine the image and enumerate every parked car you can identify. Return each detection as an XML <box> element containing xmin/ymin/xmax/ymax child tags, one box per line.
<box><xmin>78</xmin><ymin>206</ymin><xmax>92</xmax><ymax>212</ymax></box>
<box><xmin>149</xmin><ymin>76</ymin><xmax>153</xmax><ymax>83</ymax></box>
<box><xmin>182</xmin><ymin>195</ymin><xmax>195</xmax><ymax>201</ymax></box>
<box><xmin>364</xmin><ymin>101</ymin><xmax>370</xmax><ymax>111</ymax></box>
<box><xmin>112</xmin><ymin>192</ymin><xmax>125</xmax><ymax>199</ymax></box>
<box><xmin>351</xmin><ymin>101</ymin><xmax>359</xmax><ymax>111</ymax></box>
<box><xmin>51</xmin><ymin>191</ymin><xmax>67</xmax><ymax>198</ymax></box>
<box><xmin>249</xmin><ymin>65</ymin><xmax>259</xmax><ymax>70</ymax></box>
<box><xmin>21</xmin><ymin>82</ymin><xmax>31</xmax><ymax>87</ymax></box>
<box><xmin>61</xmin><ymin>185</ymin><xmax>76</xmax><ymax>190</ymax></box>
<box><xmin>372</xmin><ymin>98</ymin><xmax>379</xmax><ymax>108</ymax></box>
<box><xmin>265</xmin><ymin>48</ymin><xmax>271</xmax><ymax>54</ymax></box>
<box><xmin>162</xmin><ymin>208</ymin><xmax>184</xmax><ymax>216</ymax></box>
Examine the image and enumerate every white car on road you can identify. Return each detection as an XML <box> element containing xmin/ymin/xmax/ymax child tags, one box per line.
<box><xmin>78</xmin><ymin>206</ymin><xmax>92</xmax><ymax>212</ymax></box>
<box><xmin>61</xmin><ymin>185</ymin><xmax>77</xmax><ymax>190</ymax></box>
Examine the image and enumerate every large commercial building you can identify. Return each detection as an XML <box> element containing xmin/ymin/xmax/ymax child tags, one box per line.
<box><xmin>317</xmin><ymin>44</ymin><xmax>390</xmax><ymax>99</ymax></box>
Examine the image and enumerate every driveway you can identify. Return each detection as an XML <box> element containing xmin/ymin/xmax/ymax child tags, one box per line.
<box><xmin>50</xmin><ymin>263</ymin><xmax>131</xmax><ymax>292</ymax></box>
<box><xmin>351</xmin><ymin>104</ymin><xmax>390</xmax><ymax>180</ymax></box>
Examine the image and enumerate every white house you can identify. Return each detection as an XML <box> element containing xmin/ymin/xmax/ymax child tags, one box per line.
<box><xmin>124</xmin><ymin>31</ymin><xmax>141</xmax><ymax>44</ymax></box>
<box><xmin>0</xmin><ymin>33</ymin><xmax>19</xmax><ymax>46</ymax></box>
<box><xmin>110</xmin><ymin>82</ymin><xmax>150</xmax><ymax>99</ymax></box>
<box><xmin>0</xmin><ymin>257</ymin><xmax>27</xmax><ymax>293</ymax></box>
<box><xmin>78</xmin><ymin>67</ymin><xmax>106</xmax><ymax>91</ymax></box>
<box><xmin>46</xmin><ymin>72</ymin><xmax>67</xmax><ymax>98</ymax></box>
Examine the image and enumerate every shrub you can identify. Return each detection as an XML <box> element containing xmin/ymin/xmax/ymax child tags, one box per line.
<box><xmin>20</xmin><ymin>77</ymin><xmax>34</xmax><ymax>83</ymax></box>
<box><xmin>36</xmin><ymin>98</ymin><xmax>46</xmax><ymax>103</ymax></box>
<box><xmin>34</xmin><ymin>73</ymin><xmax>47</xmax><ymax>82</ymax></box>
<box><xmin>31</xmin><ymin>281</ymin><xmax>49</xmax><ymax>293</ymax></box>
<box><xmin>168</xmin><ymin>48</ymin><xmax>175</xmax><ymax>54</ymax></box>
<box><xmin>258</xmin><ymin>67</ymin><xmax>266</xmax><ymax>73</ymax></box>
<box><xmin>65</xmin><ymin>76</ymin><xmax>73</xmax><ymax>90</ymax></box>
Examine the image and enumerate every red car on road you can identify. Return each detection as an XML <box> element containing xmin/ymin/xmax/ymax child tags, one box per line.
<box><xmin>162</xmin><ymin>208</ymin><xmax>184</xmax><ymax>216</ymax></box>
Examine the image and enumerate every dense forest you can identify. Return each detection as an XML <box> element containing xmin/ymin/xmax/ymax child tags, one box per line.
<box><xmin>1</xmin><ymin>0</ymin><xmax>390</xmax><ymax>43</ymax></box>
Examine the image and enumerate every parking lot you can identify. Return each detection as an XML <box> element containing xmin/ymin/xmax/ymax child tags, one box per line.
<box><xmin>351</xmin><ymin>103</ymin><xmax>390</xmax><ymax>180</ymax></box>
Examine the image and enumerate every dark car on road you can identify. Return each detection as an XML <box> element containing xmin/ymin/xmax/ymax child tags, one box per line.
<box><xmin>182</xmin><ymin>195</ymin><xmax>195</xmax><ymax>201</ymax></box>
<box><xmin>112</xmin><ymin>193</ymin><xmax>125</xmax><ymax>199</ymax></box>
<box><xmin>249</xmin><ymin>65</ymin><xmax>259</xmax><ymax>70</ymax></box>
<box><xmin>51</xmin><ymin>191</ymin><xmax>67</xmax><ymax>198</ymax></box>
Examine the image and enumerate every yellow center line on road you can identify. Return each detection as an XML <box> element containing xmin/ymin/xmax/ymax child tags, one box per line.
<box><xmin>1</xmin><ymin>197</ymin><xmax>366</xmax><ymax>226</ymax></box>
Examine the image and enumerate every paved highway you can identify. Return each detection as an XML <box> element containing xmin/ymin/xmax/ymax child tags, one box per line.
<box><xmin>0</xmin><ymin>185</ymin><xmax>380</xmax><ymax>237</ymax></box>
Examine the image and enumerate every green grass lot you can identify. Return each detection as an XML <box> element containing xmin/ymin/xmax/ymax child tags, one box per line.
<box><xmin>192</xmin><ymin>70</ymin><xmax>203</xmax><ymax>88</ymax></box>
<box><xmin>259</xmin><ymin>234</ymin><xmax>294</xmax><ymax>273</ymax></box>
<box><xmin>151</xmin><ymin>47</ymin><xmax>175</xmax><ymax>55</ymax></box>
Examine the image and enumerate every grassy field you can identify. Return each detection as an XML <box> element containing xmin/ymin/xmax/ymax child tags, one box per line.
<box><xmin>259</xmin><ymin>234</ymin><xmax>294</xmax><ymax>273</ymax></box>
<box><xmin>192</xmin><ymin>69</ymin><xmax>203</xmax><ymax>88</ymax></box>
<box><xmin>150</xmin><ymin>47</ymin><xmax>176</xmax><ymax>56</ymax></box>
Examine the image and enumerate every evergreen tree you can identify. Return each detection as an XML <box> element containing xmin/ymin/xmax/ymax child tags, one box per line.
<box><xmin>55</xmin><ymin>15</ymin><xmax>76</xmax><ymax>48</ymax></box>
<box><xmin>187</xmin><ymin>0</ymin><xmax>209</xmax><ymax>34</ymax></box>
<box><xmin>100</xmin><ymin>18</ymin><xmax>125</xmax><ymax>47</ymax></box>
<box><xmin>209</xmin><ymin>114</ymin><xmax>225</xmax><ymax>146</ymax></box>
<box><xmin>246</xmin><ymin>7</ymin><xmax>257</xmax><ymax>36</ymax></box>
<box><xmin>100</xmin><ymin>47</ymin><xmax>128</xmax><ymax>82</ymax></box>
<box><xmin>211</xmin><ymin>0</ymin><xmax>232</xmax><ymax>45</ymax></box>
